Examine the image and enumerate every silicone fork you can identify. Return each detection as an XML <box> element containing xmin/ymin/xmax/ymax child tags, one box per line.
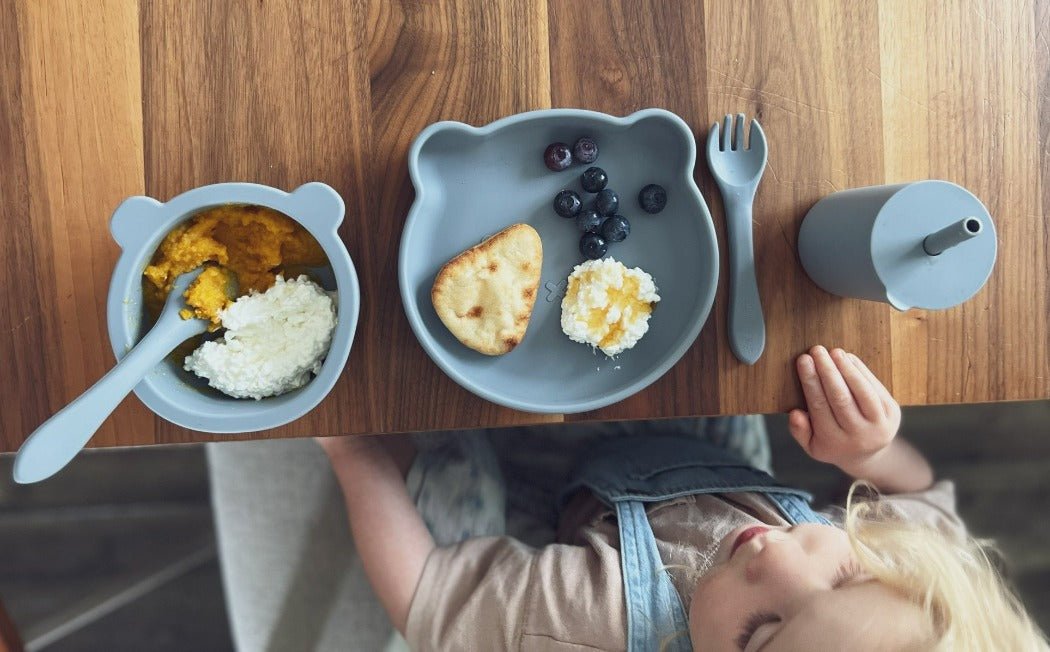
<box><xmin>706</xmin><ymin>114</ymin><xmax>768</xmax><ymax>365</ymax></box>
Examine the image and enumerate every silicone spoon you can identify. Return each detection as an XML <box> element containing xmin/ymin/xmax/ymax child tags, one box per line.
<box><xmin>13</xmin><ymin>269</ymin><xmax>210</xmax><ymax>484</ymax></box>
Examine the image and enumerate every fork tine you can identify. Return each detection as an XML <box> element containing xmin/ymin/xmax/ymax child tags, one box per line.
<box><xmin>749</xmin><ymin>119</ymin><xmax>767</xmax><ymax>156</ymax></box>
<box><xmin>707</xmin><ymin>122</ymin><xmax>721</xmax><ymax>158</ymax></box>
<box><xmin>722</xmin><ymin>115</ymin><xmax>732</xmax><ymax>152</ymax></box>
<box><xmin>734</xmin><ymin>113</ymin><xmax>746</xmax><ymax>150</ymax></box>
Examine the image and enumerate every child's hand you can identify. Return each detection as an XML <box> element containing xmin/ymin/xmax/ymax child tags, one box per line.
<box><xmin>788</xmin><ymin>346</ymin><xmax>902</xmax><ymax>477</ymax></box>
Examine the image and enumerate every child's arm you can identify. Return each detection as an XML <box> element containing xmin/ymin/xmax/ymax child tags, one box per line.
<box><xmin>788</xmin><ymin>345</ymin><xmax>934</xmax><ymax>494</ymax></box>
<box><xmin>317</xmin><ymin>435</ymin><xmax>435</xmax><ymax>634</ymax></box>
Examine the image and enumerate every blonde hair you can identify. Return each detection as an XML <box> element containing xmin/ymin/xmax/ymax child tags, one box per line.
<box><xmin>844</xmin><ymin>482</ymin><xmax>1049</xmax><ymax>651</ymax></box>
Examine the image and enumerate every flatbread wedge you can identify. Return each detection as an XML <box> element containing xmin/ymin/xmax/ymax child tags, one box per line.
<box><xmin>432</xmin><ymin>223</ymin><xmax>543</xmax><ymax>355</ymax></box>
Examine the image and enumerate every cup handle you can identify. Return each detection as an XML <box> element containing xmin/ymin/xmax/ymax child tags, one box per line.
<box><xmin>110</xmin><ymin>196</ymin><xmax>164</xmax><ymax>250</ymax></box>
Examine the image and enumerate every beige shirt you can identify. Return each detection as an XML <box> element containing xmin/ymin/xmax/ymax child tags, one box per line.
<box><xmin>406</xmin><ymin>481</ymin><xmax>965</xmax><ymax>652</ymax></box>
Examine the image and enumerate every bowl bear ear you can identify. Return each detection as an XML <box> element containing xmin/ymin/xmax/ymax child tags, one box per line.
<box><xmin>109</xmin><ymin>196</ymin><xmax>165</xmax><ymax>250</ymax></box>
<box><xmin>287</xmin><ymin>183</ymin><xmax>345</xmax><ymax>233</ymax></box>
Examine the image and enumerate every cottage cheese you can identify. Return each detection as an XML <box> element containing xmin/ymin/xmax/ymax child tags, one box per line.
<box><xmin>560</xmin><ymin>258</ymin><xmax>660</xmax><ymax>357</ymax></box>
<box><xmin>185</xmin><ymin>275</ymin><xmax>337</xmax><ymax>399</ymax></box>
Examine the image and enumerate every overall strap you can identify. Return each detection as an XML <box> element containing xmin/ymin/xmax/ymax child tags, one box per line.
<box><xmin>765</xmin><ymin>491</ymin><xmax>832</xmax><ymax>525</ymax></box>
<box><xmin>615</xmin><ymin>501</ymin><xmax>693</xmax><ymax>652</ymax></box>
<box><xmin>559</xmin><ymin>436</ymin><xmax>814</xmax><ymax>511</ymax></box>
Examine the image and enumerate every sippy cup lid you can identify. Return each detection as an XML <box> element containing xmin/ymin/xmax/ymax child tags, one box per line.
<box><xmin>871</xmin><ymin>180</ymin><xmax>997</xmax><ymax>310</ymax></box>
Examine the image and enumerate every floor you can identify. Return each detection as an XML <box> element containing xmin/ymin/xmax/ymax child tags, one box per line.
<box><xmin>0</xmin><ymin>400</ymin><xmax>1047</xmax><ymax>650</ymax></box>
<box><xmin>0</xmin><ymin>446</ymin><xmax>232</xmax><ymax>651</ymax></box>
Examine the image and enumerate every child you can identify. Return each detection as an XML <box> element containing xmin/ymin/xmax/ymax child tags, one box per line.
<box><xmin>318</xmin><ymin>347</ymin><xmax>1048</xmax><ymax>651</ymax></box>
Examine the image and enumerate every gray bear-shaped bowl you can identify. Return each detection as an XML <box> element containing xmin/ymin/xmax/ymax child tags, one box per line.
<box><xmin>400</xmin><ymin>108</ymin><xmax>718</xmax><ymax>414</ymax></box>
<box><xmin>106</xmin><ymin>182</ymin><xmax>359</xmax><ymax>433</ymax></box>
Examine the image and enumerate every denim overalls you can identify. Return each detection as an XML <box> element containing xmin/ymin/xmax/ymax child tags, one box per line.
<box><xmin>560</xmin><ymin>435</ymin><xmax>830</xmax><ymax>652</ymax></box>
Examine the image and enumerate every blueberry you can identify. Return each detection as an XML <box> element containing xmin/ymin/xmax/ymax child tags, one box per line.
<box><xmin>579</xmin><ymin>232</ymin><xmax>608</xmax><ymax>260</ymax></box>
<box><xmin>575</xmin><ymin>209</ymin><xmax>603</xmax><ymax>233</ymax></box>
<box><xmin>638</xmin><ymin>184</ymin><xmax>667</xmax><ymax>213</ymax></box>
<box><xmin>573</xmin><ymin>137</ymin><xmax>599</xmax><ymax>164</ymax></box>
<box><xmin>553</xmin><ymin>190</ymin><xmax>582</xmax><ymax>218</ymax></box>
<box><xmin>580</xmin><ymin>167</ymin><xmax>608</xmax><ymax>193</ymax></box>
<box><xmin>601</xmin><ymin>215</ymin><xmax>630</xmax><ymax>242</ymax></box>
<box><xmin>544</xmin><ymin>142</ymin><xmax>572</xmax><ymax>171</ymax></box>
<box><xmin>594</xmin><ymin>188</ymin><xmax>619</xmax><ymax>216</ymax></box>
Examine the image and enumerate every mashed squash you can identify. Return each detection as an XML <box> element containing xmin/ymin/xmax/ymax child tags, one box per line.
<box><xmin>143</xmin><ymin>204</ymin><xmax>327</xmax><ymax>326</ymax></box>
<box><xmin>179</xmin><ymin>266</ymin><xmax>236</xmax><ymax>323</ymax></box>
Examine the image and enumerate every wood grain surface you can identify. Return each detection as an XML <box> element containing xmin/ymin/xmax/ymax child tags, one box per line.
<box><xmin>1</xmin><ymin>0</ymin><xmax>1047</xmax><ymax>452</ymax></box>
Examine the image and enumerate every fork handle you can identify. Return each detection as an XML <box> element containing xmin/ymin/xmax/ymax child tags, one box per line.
<box><xmin>724</xmin><ymin>195</ymin><xmax>766</xmax><ymax>365</ymax></box>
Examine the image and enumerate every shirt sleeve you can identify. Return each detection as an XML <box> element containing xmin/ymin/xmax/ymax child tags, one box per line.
<box><xmin>405</xmin><ymin>536</ymin><xmax>536</xmax><ymax>651</ymax></box>
<box><xmin>881</xmin><ymin>480</ymin><xmax>968</xmax><ymax>539</ymax></box>
<box><xmin>822</xmin><ymin>480</ymin><xmax>968</xmax><ymax>541</ymax></box>
<box><xmin>405</xmin><ymin>533</ymin><xmax>627</xmax><ymax>652</ymax></box>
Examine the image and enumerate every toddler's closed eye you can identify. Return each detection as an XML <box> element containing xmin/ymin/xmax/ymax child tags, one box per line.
<box><xmin>832</xmin><ymin>560</ymin><xmax>866</xmax><ymax>588</ymax></box>
<box><xmin>736</xmin><ymin>611</ymin><xmax>779</xmax><ymax>651</ymax></box>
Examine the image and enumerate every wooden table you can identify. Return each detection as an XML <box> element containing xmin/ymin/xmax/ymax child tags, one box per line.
<box><xmin>2</xmin><ymin>0</ymin><xmax>1048</xmax><ymax>453</ymax></box>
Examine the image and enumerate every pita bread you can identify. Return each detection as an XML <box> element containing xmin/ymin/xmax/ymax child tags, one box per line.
<box><xmin>432</xmin><ymin>223</ymin><xmax>543</xmax><ymax>355</ymax></box>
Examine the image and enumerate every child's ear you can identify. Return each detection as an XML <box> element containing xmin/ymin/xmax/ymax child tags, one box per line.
<box><xmin>110</xmin><ymin>195</ymin><xmax>164</xmax><ymax>250</ymax></box>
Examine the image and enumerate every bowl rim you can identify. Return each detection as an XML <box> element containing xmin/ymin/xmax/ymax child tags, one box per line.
<box><xmin>106</xmin><ymin>181</ymin><xmax>360</xmax><ymax>433</ymax></box>
<box><xmin>399</xmin><ymin>107</ymin><xmax>718</xmax><ymax>414</ymax></box>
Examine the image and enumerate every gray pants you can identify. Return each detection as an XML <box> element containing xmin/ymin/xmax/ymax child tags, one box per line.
<box><xmin>207</xmin><ymin>417</ymin><xmax>769</xmax><ymax>651</ymax></box>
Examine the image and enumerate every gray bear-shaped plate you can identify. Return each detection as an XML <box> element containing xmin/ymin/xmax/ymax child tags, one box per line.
<box><xmin>400</xmin><ymin>108</ymin><xmax>718</xmax><ymax>414</ymax></box>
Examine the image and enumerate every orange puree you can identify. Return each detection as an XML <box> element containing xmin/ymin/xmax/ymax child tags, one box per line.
<box><xmin>143</xmin><ymin>204</ymin><xmax>326</xmax><ymax>326</ymax></box>
<box><xmin>178</xmin><ymin>266</ymin><xmax>235</xmax><ymax>324</ymax></box>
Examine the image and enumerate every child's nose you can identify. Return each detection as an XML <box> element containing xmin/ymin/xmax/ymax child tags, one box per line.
<box><xmin>745</xmin><ymin>536</ymin><xmax>821</xmax><ymax>592</ymax></box>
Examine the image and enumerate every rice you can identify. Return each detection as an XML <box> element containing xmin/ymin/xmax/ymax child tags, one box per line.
<box><xmin>184</xmin><ymin>275</ymin><xmax>336</xmax><ymax>399</ymax></box>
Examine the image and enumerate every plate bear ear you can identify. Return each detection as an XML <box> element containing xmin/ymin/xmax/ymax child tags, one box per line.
<box><xmin>287</xmin><ymin>183</ymin><xmax>345</xmax><ymax>233</ymax></box>
<box><xmin>109</xmin><ymin>196</ymin><xmax>165</xmax><ymax>250</ymax></box>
